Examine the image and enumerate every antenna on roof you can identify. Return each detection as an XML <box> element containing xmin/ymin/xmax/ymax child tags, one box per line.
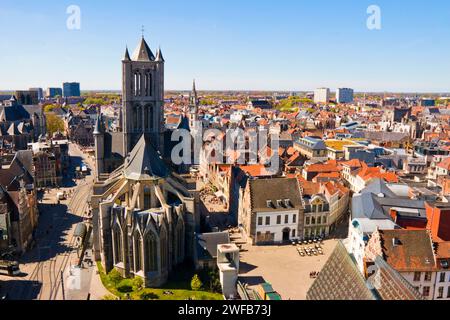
<box><xmin>141</xmin><ymin>25</ymin><xmax>145</xmax><ymax>38</ymax></box>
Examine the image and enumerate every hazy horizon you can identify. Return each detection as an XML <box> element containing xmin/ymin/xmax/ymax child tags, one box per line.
<box><xmin>2</xmin><ymin>0</ymin><xmax>450</xmax><ymax>92</ymax></box>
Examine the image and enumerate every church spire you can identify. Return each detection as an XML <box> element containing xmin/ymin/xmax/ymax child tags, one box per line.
<box><xmin>132</xmin><ymin>37</ymin><xmax>155</xmax><ymax>61</ymax></box>
<box><xmin>155</xmin><ymin>47</ymin><xmax>165</xmax><ymax>62</ymax></box>
<box><xmin>123</xmin><ymin>46</ymin><xmax>131</xmax><ymax>61</ymax></box>
<box><xmin>190</xmin><ymin>79</ymin><xmax>198</xmax><ymax>107</ymax></box>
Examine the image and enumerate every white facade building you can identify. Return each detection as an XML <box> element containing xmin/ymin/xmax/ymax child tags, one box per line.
<box><xmin>255</xmin><ymin>210</ymin><xmax>300</xmax><ymax>243</ymax></box>
<box><xmin>314</xmin><ymin>88</ymin><xmax>330</xmax><ymax>104</ymax></box>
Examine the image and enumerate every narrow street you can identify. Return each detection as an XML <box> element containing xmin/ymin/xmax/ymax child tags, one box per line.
<box><xmin>0</xmin><ymin>143</ymin><xmax>98</xmax><ymax>300</ymax></box>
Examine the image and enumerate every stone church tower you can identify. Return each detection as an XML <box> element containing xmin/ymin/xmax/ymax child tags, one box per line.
<box><xmin>122</xmin><ymin>36</ymin><xmax>165</xmax><ymax>156</ymax></box>
<box><xmin>90</xmin><ymin>35</ymin><xmax>197</xmax><ymax>288</ymax></box>
<box><xmin>188</xmin><ymin>80</ymin><xmax>201</xmax><ymax>136</ymax></box>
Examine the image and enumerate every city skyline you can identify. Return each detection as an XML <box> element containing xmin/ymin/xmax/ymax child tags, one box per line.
<box><xmin>2</xmin><ymin>0</ymin><xmax>450</xmax><ymax>92</ymax></box>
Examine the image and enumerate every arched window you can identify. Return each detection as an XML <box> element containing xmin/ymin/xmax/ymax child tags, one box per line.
<box><xmin>176</xmin><ymin>222</ymin><xmax>184</xmax><ymax>259</ymax></box>
<box><xmin>148</xmin><ymin>106</ymin><xmax>154</xmax><ymax>132</ymax></box>
<box><xmin>147</xmin><ymin>72</ymin><xmax>152</xmax><ymax>96</ymax></box>
<box><xmin>134</xmin><ymin>232</ymin><xmax>143</xmax><ymax>272</ymax></box>
<box><xmin>136</xmin><ymin>105</ymin><xmax>142</xmax><ymax>130</ymax></box>
<box><xmin>160</xmin><ymin>229</ymin><xmax>168</xmax><ymax>270</ymax></box>
<box><xmin>145</xmin><ymin>232</ymin><xmax>158</xmax><ymax>273</ymax></box>
<box><xmin>143</xmin><ymin>186</ymin><xmax>151</xmax><ymax>209</ymax></box>
<box><xmin>134</xmin><ymin>72</ymin><xmax>139</xmax><ymax>96</ymax></box>
<box><xmin>113</xmin><ymin>225</ymin><xmax>123</xmax><ymax>264</ymax></box>
<box><xmin>133</xmin><ymin>107</ymin><xmax>138</xmax><ymax>130</ymax></box>
<box><xmin>144</xmin><ymin>105</ymin><xmax>149</xmax><ymax>131</ymax></box>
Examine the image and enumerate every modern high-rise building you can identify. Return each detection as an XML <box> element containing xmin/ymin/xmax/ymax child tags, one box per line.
<box><xmin>46</xmin><ymin>87</ymin><xmax>63</xmax><ymax>98</ymax></box>
<box><xmin>63</xmin><ymin>82</ymin><xmax>81</xmax><ymax>97</ymax></box>
<box><xmin>314</xmin><ymin>88</ymin><xmax>330</xmax><ymax>104</ymax></box>
<box><xmin>29</xmin><ymin>87</ymin><xmax>44</xmax><ymax>101</ymax></box>
<box><xmin>14</xmin><ymin>90</ymin><xmax>39</xmax><ymax>105</ymax></box>
<box><xmin>336</xmin><ymin>88</ymin><xmax>354</xmax><ymax>104</ymax></box>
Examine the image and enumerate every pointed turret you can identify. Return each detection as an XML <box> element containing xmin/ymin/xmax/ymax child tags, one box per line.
<box><xmin>131</xmin><ymin>37</ymin><xmax>155</xmax><ymax>61</ymax></box>
<box><xmin>155</xmin><ymin>47</ymin><xmax>165</xmax><ymax>62</ymax></box>
<box><xmin>123</xmin><ymin>46</ymin><xmax>131</xmax><ymax>61</ymax></box>
<box><xmin>93</xmin><ymin>113</ymin><xmax>103</xmax><ymax>135</ymax></box>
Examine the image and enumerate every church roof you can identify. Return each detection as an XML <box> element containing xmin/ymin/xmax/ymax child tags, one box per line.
<box><xmin>124</xmin><ymin>135</ymin><xmax>169</xmax><ymax>180</ymax></box>
<box><xmin>131</xmin><ymin>37</ymin><xmax>155</xmax><ymax>62</ymax></box>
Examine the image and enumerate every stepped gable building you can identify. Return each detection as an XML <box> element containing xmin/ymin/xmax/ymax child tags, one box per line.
<box><xmin>90</xmin><ymin>36</ymin><xmax>196</xmax><ymax>287</ymax></box>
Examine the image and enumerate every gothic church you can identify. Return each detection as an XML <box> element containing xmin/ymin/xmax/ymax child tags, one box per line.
<box><xmin>90</xmin><ymin>36</ymin><xmax>196</xmax><ymax>287</ymax></box>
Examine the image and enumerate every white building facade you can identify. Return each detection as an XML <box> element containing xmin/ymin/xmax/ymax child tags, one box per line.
<box><xmin>314</xmin><ymin>88</ymin><xmax>330</xmax><ymax>104</ymax></box>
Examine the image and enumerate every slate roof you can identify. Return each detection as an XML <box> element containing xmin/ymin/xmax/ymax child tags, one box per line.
<box><xmin>249</xmin><ymin>178</ymin><xmax>303</xmax><ymax>212</ymax></box>
<box><xmin>196</xmin><ymin>232</ymin><xmax>230</xmax><ymax>261</ymax></box>
<box><xmin>131</xmin><ymin>37</ymin><xmax>155</xmax><ymax>61</ymax></box>
<box><xmin>352</xmin><ymin>179</ymin><xmax>426</xmax><ymax>221</ymax></box>
<box><xmin>307</xmin><ymin>241</ymin><xmax>376</xmax><ymax>300</ymax></box>
<box><xmin>296</xmin><ymin>136</ymin><xmax>327</xmax><ymax>150</ymax></box>
<box><xmin>124</xmin><ymin>135</ymin><xmax>168</xmax><ymax>180</ymax></box>
<box><xmin>307</xmin><ymin>241</ymin><xmax>423</xmax><ymax>300</ymax></box>
<box><xmin>0</xmin><ymin>104</ymin><xmax>31</xmax><ymax>121</ymax></box>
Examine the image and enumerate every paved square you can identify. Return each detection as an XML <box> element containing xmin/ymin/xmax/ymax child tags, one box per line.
<box><xmin>238</xmin><ymin>240</ymin><xmax>338</xmax><ymax>300</ymax></box>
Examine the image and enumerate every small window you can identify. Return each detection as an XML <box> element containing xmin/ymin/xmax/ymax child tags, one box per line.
<box><xmin>258</xmin><ymin>217</ymin><xmax>263</xmax><ymax>226</ymax></box>
<box><xmin>292</xmin><ymin>229</ymin><xmax>296</xmax><ymax>237</ymax></box>
<box><xmin>317</xmin><ymin>217</ymin><xmax>322</xmax><ymax>225</ymax></box>
<box><xmin>439</xmin><ymin>272</ymin><xmax>445</xmax><ymax>283</ymax></box>
<box><xmin>265</xmin><ymin>217</ymin><xmax>270</xmax><ymax>226</ymax></box>
<box><xmin>277</xmin><ymin>200</ymin><xmax>283</xmax><ymax>208</ymax></box>
<box><xmin>413</xmin><ymin>272</ymin><xmax>421</xmax><ymax>282</ymax></box>
<box><xmin>437</xmin><ymin>287</ymin><xmax>444</xmax><ymax>299</ymax></box>
<box><xmin>424</xmin><ymin>272</ymin><xmax>432</xmax><ymax>282</ymax></box>
<box><xmin>447</xmin><ymin>287</ymin><xmax>450</xmax><ymax>298</ymax></box>
<box><xmin>277</xmin><ymin>216</ymin><xmax>281</xmax><ymax>225</ymax></box>
<box><xmin>293</xmin><ymin>215</ymin><xmax>297</xmax><ymax>224</ymax></box>
<box><xmin>323</xmin><ymin>216</ymin><xmax>327</xmax><ymax>224</ymax></box>
<box><xmin>266</xmin><ymin>200</ymin><xmax>273</xmax><ymax>208</ymax></box>
<box><xmin>285</xmin><ymin>215</ymin><xmax>289</xmax><ymax>224</ymax></box>
<box><xmin>423</xmin><ymin>286</ymin><xmax>430</xmax><ymax>297</ymax></box>
<box><xmin>306</xmin><ymin>217</ymin><xmax>310</xmax><ymax>225</ymax></box>
<box><xmin>311</xmin><ymin>217</ymin><xmax>316</xmax><ymax>225</ymax></box>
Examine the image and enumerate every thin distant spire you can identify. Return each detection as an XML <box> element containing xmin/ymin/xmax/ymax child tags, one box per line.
<box><xmin>141</xmin><ymin>25</ymin><xmax>145</xmax><ymax>38</ymax></box>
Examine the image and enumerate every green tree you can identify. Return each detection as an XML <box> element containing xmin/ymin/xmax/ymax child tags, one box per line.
<box><xmin>107</xmin><ymin>269</ymin><xmax>123</xmax><ymax>285</ymax></box>
<box><xmin>44</xmin><ymin>104</ymin><xmax>59</xmax><ymax>113</ymax></box>
<box><xmin>132</xmin><ymin>277</ymin><xmax>144</xmax><ymax>291</ymax></box>
<box><xmin>191</xmin><ymin>274</ymin><xmax>203</xmax><ymax>291</ymax></box>
<box><xmin>45</xmin><ymin>113</ymin><xmax>64</xmax><ymax>137</ymax></box>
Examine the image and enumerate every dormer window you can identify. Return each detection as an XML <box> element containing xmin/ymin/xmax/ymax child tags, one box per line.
<box><xmin>277</xmin><ymin>200</ymin><xmax>283</xmax><ymax>208</ymax></box>
<box><xmin>266</xmin><ymin>200</ymin><xmax>273</xmax><ymax>208</ymax></box>
<box><xmin>392</xmin><ymin>237</ymin><xmax>401</xmax><ymax>247</ymax></box>
<box><xmin>284</xmin><ymin>199</ymin><xmax>291</xmax><ymax>208</ymax></box>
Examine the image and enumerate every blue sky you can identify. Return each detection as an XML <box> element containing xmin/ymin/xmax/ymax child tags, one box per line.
<box><xmin>1</xmin><ymin>0</ymin><xmax>450</xmax><ymax>92</ymax></box>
